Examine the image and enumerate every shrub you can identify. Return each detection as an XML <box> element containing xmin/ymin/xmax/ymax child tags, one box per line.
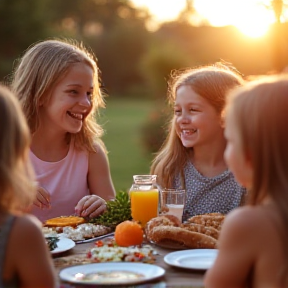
<box><xmin>141</xmin><ymin>106</ymin><xmax>171</xmax><ymax>154</ymax></box>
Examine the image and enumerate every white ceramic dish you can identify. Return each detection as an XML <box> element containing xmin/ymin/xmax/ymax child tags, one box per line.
<box><xmin>50</xmin><ymin>237</ymin><xmax>75</xmax><ymax>255</ymax></box>
<box><xmin>59</xmin><ymin>262</ymin><xmax>165</xmax><ymax>285</ymax></box>
<box><xmin>164</xmin><ymin>249</ymin><xmax>218</xmax><ymax>270</ymax></box>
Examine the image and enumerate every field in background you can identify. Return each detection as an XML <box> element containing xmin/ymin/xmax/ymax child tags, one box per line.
<box><xmin>98</xmin><ymin>98</ymin><xmax>155</xmax><ymax>192</ymax></box>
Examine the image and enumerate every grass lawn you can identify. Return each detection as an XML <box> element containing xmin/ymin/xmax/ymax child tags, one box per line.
<box><xmin>98</xmin><ymin>97</ymin><xmax>155</xmax><ymax>192</ymax></box>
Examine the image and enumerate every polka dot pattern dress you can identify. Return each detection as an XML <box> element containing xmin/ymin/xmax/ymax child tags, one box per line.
<box><xmin>174</xmin><ymin>161</ymin><xmax>247</xmax><ymax>222</ymax></box>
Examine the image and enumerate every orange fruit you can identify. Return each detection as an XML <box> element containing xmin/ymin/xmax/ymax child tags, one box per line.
<box><xmin>115</xmin><ymin>220</ymin><xmax>144</xmax><ymax>247</ymax></box>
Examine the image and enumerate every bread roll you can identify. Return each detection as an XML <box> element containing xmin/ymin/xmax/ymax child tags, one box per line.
<box><xmin>188</xmin><ymin>214</ymin><xmax>225</xmax><ymax>230</ymax></box>
<box><xmin>148</xmin><ymin>226</ymin><xmax>217</xmax><ymax>249</ymax></box>
<box><xmin>180</xmin><ymin>222</ymin><xmax>220</xmax><ymax>239</ymax></box>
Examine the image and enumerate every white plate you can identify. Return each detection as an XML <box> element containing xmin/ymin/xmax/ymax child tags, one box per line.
<box><xmin>59</xmin><ymin>262</ymin><xmax>165</xmax><ymax>285</ymax></box>
<box><xmin>51</xmin><ymin>237</ymin><xmax>75</xmax><ymax>255</ymax></box>
<box><xmin>164</xmin><ymin>249</ymin><xmax>218</xmax><ymax>270</ymax></box>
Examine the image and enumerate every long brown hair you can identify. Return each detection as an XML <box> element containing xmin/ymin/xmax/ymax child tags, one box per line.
<box><xmin>11</xmin><ymin>38</ymin><xmax>106</xmax><ymax>153</ymax></box>
<box><xmin>0</xmin><ymin>85</ymin><xmax>36</xmax><ymax>213</ymax></box>
<box><xmin>150</xmin><ymin>62</ymin><xmax>244</xmax><ymax>188</ymax></box>
<box><xmin>226</xmin><ymin>75</ymin><xmax>288</xmax><ymax>283</ymax></box>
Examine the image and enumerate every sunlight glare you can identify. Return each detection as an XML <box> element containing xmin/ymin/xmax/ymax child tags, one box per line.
<box><xmin>131</xmin><ymin>0</ymin><xmax>186</xmax><ymax>22</ymax></box>
<box><xmin>234</xmin><ymin>11</ymin><xmax>274</xmax><ymax>37</ymax></box>
<box><xmin>194</xmin><ymin>0</ymin><xmax>275</xmax><ymax>37</ymax></box>
<box><xmin>132</xmin><ymin>0</ymin><xmax>186</xmax><ymax>22</ymax></box>
<box><xmin>132</xmin><ymin>0</ymin><xmax>278</xmax><ymax>37</ymax></box>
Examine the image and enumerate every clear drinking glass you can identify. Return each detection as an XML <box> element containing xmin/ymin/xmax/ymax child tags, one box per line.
<box><xmin>160</xmin><ymin>189</ymin><xmax>185</xmax><ymax>222</ymax></box>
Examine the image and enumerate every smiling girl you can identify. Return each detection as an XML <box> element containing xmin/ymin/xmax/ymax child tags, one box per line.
<box><xmin>150</xmin><ymin>62</ymin><xmax>247</xmax><ymax>221</ymax></box>
<box><xmin>11</xmin><ymin>39</ymin><xmax>116</xmax><ymax>222</ymax></box>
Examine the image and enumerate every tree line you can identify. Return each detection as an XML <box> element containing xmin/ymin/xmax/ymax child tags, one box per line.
<box><xmin>1</xmin><ymin>0</ymin><xmax>288</xmax><ymax>100</ymax></box>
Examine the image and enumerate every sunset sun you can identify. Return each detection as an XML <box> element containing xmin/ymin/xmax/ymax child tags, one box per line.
<box><xmin>131</xmin><ymin>0</ymin><xmax>282</xmax><ymax>38</ymax></box>
<box><xmin>194</xmin><ymin>0</ymin><xmax>276</xmax><ymax>38</ymax></box>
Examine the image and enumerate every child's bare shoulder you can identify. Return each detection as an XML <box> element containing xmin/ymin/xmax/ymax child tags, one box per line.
<box><xmin>220</xmin><ymin>206</ymin><xmax>265</xmax><ymax>245</ymax></box>
<box><xmin>225</xmin><ymin>206</ymin><xmax>264</xmax><ymax>226</ymax></box>
<box><xmin>13</xmin><ymin>214</ymin><xmax>43</xmax><ymax>237</ymax></box>
<box><xmin>9</xmin><ymin>215</ymin><xmax>45</xmax><ymax>258</ymax></box>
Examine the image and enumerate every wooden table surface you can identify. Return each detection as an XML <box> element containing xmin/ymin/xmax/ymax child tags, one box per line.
<box><xmin>53</xmin><ymin>237</ymin><xmax>206</xmax><ymax>288</ymax></box>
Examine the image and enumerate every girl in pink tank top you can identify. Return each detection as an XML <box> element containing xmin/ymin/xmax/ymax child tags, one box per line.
<box><xmin>11</xmin><ymin>39</ymin><xmax>116</xmax><ymax>222</ymax></box>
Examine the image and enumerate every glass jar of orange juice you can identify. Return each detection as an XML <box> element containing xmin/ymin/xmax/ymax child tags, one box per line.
<box><xmin>129</xmin><ymin>175</ymin><xmax>159</xmax><ymax>227</ymax></box>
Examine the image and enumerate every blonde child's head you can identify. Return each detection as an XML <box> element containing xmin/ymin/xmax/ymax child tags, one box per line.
<box><xmin>226</xmin><ymin>75</ymin><xmax>288</xmax><ymax>205</ymax></box>
<box><xmin>151</xmin><ymin>62</ymin><xmax>244</xmax><ymax>187</ymax></box>
<box><xmin>11</xmin><ymin>38</ymin><xmax>105</xmax><ymax>152</ymax></box>
<box><xmin>0</xmin><ymin>85</ymin><xmax>36</xmax><ymax>213</ymax></box>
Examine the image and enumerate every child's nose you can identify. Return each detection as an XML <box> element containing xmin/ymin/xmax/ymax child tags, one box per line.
<box><xmin>79</xmin><ymin>94</ymin><xmax>91</xmax><ymax>107</ymax></box>
<box><xmin>179</xmin><ymin>113</ymin><xmax>190</xmax><ymax>123</ymax></box>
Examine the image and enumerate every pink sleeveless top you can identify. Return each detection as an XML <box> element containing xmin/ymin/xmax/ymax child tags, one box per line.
<box><xmin>29</xmin><ymin>142</ymin><xmax>89</xmax><ymax>222</ymax></box>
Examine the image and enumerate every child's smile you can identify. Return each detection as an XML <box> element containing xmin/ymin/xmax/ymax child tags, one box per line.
<box><xmin>67</xmin><ymin>111</ymin><xmax>85</xmax><ymax>121</ymax></box>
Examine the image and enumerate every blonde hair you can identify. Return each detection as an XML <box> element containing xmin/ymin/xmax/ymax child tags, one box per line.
<box><xmin>11</xmin><ymin>38</ymin><xmax>106</xmax><ymax>153</ymax></box>
<box><xmin>150</xmin><ymin>62</ymin><xmax>244</xmax><ymax>188</ymax></box>
<box><xmin>226</xmin><ymin>75</ymin><xmax>288</xmax><ymax>282</ymax></box>
<box><xmin>0</xmin><ymin>85</ymin><xmax>36</xmax><ymax>213</ymax></box>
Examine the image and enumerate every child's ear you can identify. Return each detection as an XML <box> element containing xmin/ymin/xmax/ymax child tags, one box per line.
<box><xmin>220</xmin><ymin>118</ymin><xmax>225</xmax><ymax>128</ymax></box>
<box><xmin>244</xmin><ymin>155</ymin><xmax>253</xmax><ymax>188</ymax></box>
<box><xmin>219</xmin><ymin>112</ymin><xmax>225</xmax><ymax>128</ymax></box>
<box><xmin>38</xmin><ymin>97</ymin><xmax>45</xmax><ymax>106</ymax></box>
<box><xmin>245</xmin><ymin>151</ymin><xmax>253</xmax><ymax>166</ymax></box>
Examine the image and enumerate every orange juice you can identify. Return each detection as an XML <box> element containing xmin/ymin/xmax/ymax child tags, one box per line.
<box><xmin>130</xmin><ymin>189</ymin><xmax>159</xmax><ymax>227</ymax></box>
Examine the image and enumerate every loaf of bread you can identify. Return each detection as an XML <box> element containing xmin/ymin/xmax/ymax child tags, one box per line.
<box><xmin>187</xmin><ymin>213</ymin><xmax>225</xmax><ymax>230</ymax></box>
<box><xmin>145</xmin><ymin>214</ymin><xmax>224</xmax><ymax>249</ymax></box>
<box><xmin>180</xmin><ymin>222</ymin><xmax>220</xmax><ymax>240</ymax></box>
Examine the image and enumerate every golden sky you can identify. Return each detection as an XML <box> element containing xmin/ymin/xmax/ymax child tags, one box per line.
<box><xmin>131</xmin><ymin>0</ymin><xmax>287</xmax><ymax>37</ymax></box>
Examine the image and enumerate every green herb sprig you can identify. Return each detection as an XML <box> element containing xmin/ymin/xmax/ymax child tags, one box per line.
<box><xmin>46</xmin><ymin>236</ymin><xmax>59</xmax><ymax>251</ymax></box>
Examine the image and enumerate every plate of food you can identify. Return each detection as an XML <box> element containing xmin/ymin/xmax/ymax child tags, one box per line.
<box><xmin>60</xmin><ymin>224</ymin><xmax>113</xmax><ymax>243</ymax></box>
<box><xmin>72</xmin><ymin>231</ymin><xmax>115</xmax><ymax>244</ymax></box>
<box><xmin>145</xmin><ymin>213</ymin><xmax>225</xmax><ymax>250</ymax></box>
<box><xmin>87</xmin><ymin>238</ymin><xmax>157</xmax><ymax>263</ymax></box>
<box><xmin>47</xmin><ymin>236</ymin><xmax>75</xmax><ymax>255</ymax></box>
<box><xmin>146</xmin><ymin>215</ymin><xmax>218</xmax><ymax>249</ymax></box>
<box><xmin>164</xmin><ymin>249</ymin><xmax>218</xmax><ymax>270</ymax></box>
<box><xmin>42</xmin><ymin>216</ymin><xmax>113</xmax><ymax>244</ymax></box>
<box><xmin>59</xmin><ymin>262</ymin><xmax>165</xmax><ymax>285</ymax></box>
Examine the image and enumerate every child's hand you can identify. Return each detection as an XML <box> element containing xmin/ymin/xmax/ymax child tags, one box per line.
<box><xmin>75</xmin><ymin>195</ymin><xmax>106</xmax><ymax>218</ymax></box>
<box><xmin>33</xmin><ymin>186</ymin><xmax>51</xmax><ymax>209</ymax></box>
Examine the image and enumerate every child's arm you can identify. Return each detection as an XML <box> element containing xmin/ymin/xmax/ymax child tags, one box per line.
<box><xmin>204</xmin><ymin>207</ymin><xmax>255</xmax><ymax>288</ymax></box>
<box><xmin>87</xmin><ymin>146</ymin><xmax>116</xmax><ymax>200</ymax></box>
<box><xmin>75</xmin><ymin>145</ymin><xmax>116</xmax><ymax>218</ymax></box>
<box><xmin>8</xmin><ymin>215</ymin><xmax>57</xmax><ymax>288</ymax></box>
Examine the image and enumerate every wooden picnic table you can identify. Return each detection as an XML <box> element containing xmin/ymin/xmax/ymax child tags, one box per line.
<box><xmin>53</xmin><ymin>236</ymin><xmax>206</xmax><ymax>288</ymax></box>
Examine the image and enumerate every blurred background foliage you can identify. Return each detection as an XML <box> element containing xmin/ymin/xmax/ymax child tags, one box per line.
<box><xmin>1</xmin><ymin>0</ymin><xmax>288</xmax><ymax>190</ymax></box>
